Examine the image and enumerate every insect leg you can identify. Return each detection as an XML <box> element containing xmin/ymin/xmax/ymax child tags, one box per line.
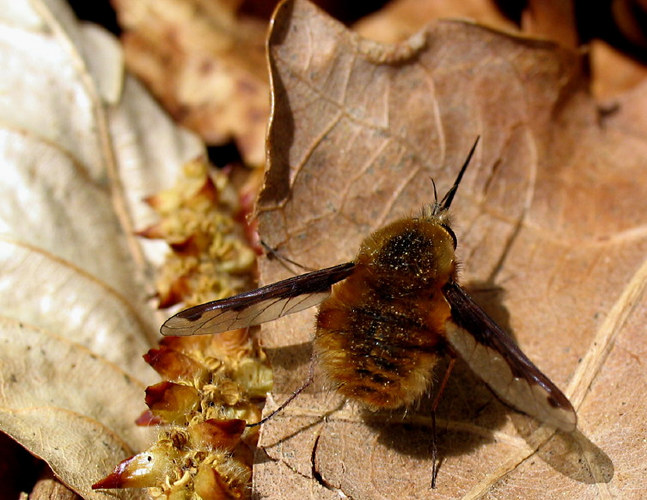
<box><xmin>246</xmin><ymin>360</ymin><xmax>315</xmax><ymax>428</ymax></box>
<box><xmin>430</xmin><ymin>355</ymin><xmax>457</xmax><ymax>488</ymax></box>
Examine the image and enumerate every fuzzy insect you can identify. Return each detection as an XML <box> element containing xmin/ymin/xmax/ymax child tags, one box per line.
<box><xmin>161</xmin><ymin>138</ymin><xmax>577</xmax><ymax>485</ymax></box>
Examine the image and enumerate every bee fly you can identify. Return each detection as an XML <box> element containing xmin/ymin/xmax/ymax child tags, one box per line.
<box><xmin>161</xmin><ymin>137</ymin><xmax>577</xmax><ymax>486</ymax></box>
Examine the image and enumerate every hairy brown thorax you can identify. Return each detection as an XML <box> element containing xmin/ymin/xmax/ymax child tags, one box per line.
<box><xmin>315</xmin><ymin>217</ymin><xmax>457</xmax><ymax>409</ymax></box>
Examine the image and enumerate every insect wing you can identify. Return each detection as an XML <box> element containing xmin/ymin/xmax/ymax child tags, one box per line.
<box><xmin>161</xmin><ymin>262</ymin><xmax>356</xmax><ymax>336</ymax></box>
<box><xmin>442</xmin><ymin>282</ymin><xmax>577</xmax><ymax>432</ymax></box>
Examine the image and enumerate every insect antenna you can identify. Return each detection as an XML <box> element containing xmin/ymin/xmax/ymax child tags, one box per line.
<box><xmin>261</xmin><ymin>239</ymin><xmax>316</xmax><ymax>273</ymax></box>
<box><xmin>246</xmin><ymin>360</ymin><xmax>315</xmax><ymax>428</ymax></box>
<box><xmin>434</xmin><ymin>136</ymin><xmax>480</xmax><ymax>215</ymax></box>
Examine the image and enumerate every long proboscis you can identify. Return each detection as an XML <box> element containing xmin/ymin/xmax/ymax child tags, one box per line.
<box><xmin>437</xmin><ymin>136</ymin><xmax>480</xmax><ymax>213</ymax></box>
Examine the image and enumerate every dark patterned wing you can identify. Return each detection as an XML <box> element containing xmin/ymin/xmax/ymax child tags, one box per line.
<box><xmin>442</xmin><ymin>282</ymin><xmax>577</xmax><ymax>432</ymax></box>
<box><xmin>161</xmin><ymin>262</ymin><xmax>356</xmax><ymax>336</ymax></box>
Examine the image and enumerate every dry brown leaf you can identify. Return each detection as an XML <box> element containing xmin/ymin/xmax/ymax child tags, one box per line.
<box><xmin>0</xmin><ymin>318</ymin><xmax>154</xmax><ymax>496</ymax></box>
<box><xmin>611</xmin><ymin>0</ymin><xmax>647</xmax><ymax>50</ymax></box>
<box><xmin>520</xmin><ymin>1</ymin><xmax>647</xmax><ymax>100</ymax></box>
<box><xmin>354</xmin><ymin>0</ymin><xmax>516</xmax><ymax>43</ymax></box>
<box><xmin>591</xmin><ymin>39</ymin><xmax>647</xmax><ymax>100</ymax></box>
<box><xmin>252</xmin><ymin>0</ymin><xmax>647</xmax><ymax>498</ymax></box>
<box><xmin>0</xmin><ymin>1</ymin><xmax>203</xmax><ymax>497</ymax></box>
<box><xmin>31</xmin><ymin>468</ymin><xmax>81</xmax><ymax>500</ymax></box>
<box><xmin>112</xmin><ymin>0</ymin><xmax>270</xmax><ymax>166</ymax></box>
<box><xmin>521</xmin><ymin>0</ymin><xmax>578</xmax><ymax>48</ymax></box>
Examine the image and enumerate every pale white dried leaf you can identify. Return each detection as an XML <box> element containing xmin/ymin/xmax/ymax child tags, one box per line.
<box><xmin>0</xmin><ymin>239</ymin><xmax>156</xmax><ymax>383</ymax></box>
<box><xmin>0</xmin><ymin>316</ymin><xmax>155</xmax><ymax>499</ymax></box>
<box><xmin>79</xmin><ymin>23</ymin><xmax>125</xmax><ymax>105</ymax></box>
<box><xmin>0</xmin><ymin>8</ymin><xmax>107</xmax><ymax>181</ymax></box>
<box><xmin>0</xmin><ymin>0</ymin><xmax>205</xmax><ymax>496</ymax></box>
<box><xmin>0</xmin><ymin>128</ymin><xmax>144</xmax><ymax>299</ymax></box>
<box><xmin>107</xmin><ymin>76</ymin><xmax>205</xmax><ymax>255</ymax></box>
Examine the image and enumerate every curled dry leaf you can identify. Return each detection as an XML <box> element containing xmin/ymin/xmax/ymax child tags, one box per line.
<box><xmin>252</xmin><ymin>0</ymin><xmax>647</xmax><ymax>498</ymax></box>
<box><xmin>0</xmin><ymin>0</ymin><xmax>202</xmax><ymax>498</ymax></box>
<box><xmin>519</xmin><ymin>0</ymin><xmax>579</xmax><ymax>48</ymax></box>
<box><xmin>591</xmin><ymin>39</ymin><xmax>647</xmax><ymax>100</ymax></box>
<box><xmin>353</xmin><ymin>0</ymin><xmax>516</xmax><ymax>44</ymax></box>
<box><xmin>356</xmin><ymin>0</ymin><xmax>647</xmax><ymax>106</ymax></box>
<box><xmin>112</xmin><ymin>0</ymin><xmax>270</xmax><ymax>166</ymax></box>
